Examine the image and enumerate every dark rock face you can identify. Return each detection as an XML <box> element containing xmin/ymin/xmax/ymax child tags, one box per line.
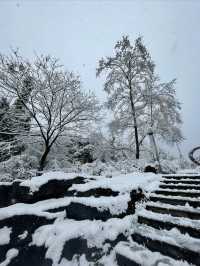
<box><xmin>74</xmin><ymin>187</ymin><xmax>119</xmax><ymax>197</ymax></box>
<box><xmin>0</xmin><ymin>214</ymin><xmax>55</xmax><ymax>266</ymax></box>
<box><xmin>66</xmin><ymin>202</ymin><xmax>117</xmax><ymax>221</ymax></box>
<box><xmin>127</xmin><ymin>189</ymin><xmax>145</xmax><ymax>215</ymax></box>
<box><xmin>0</xmin><ymin>176</ymin><xmax>86</xmax><ymax>208</ymax></box>
<box><xmin>66</xmin><ymin>190</ymin><xmax>145</xmax><ymax>221</ymax></box>
<box><xmin>116</xmin><ymin>252</ymin><xmax>140</xmax><ymax>266</ymax></box>
<box><xmin>0</xmin><ymin>184</ymin><xmax>13</xmax><ymax>207</ymax></box>
<box><xmin>6</xmin><ymin>246</ymin><xmax>52</xmax><ymax>266</ymax></box>
<box><xmin>144</xmin><ymin>165</ymin><xmax>157</xmax><ymax>174</ymax></box>
<box><xmin>0</xmin><ymin>176</ymin><xmax>146</xmax><ymax>265</ymax></box>
<box><xmin>61</xmin><ymin>234</ymin><xmax>128</xmax><ymax>264</ymax></box>
<box><xmin>0</xmin><ymin>214</ymin><xmax>55</xmax><ymax>244</ymax></box>
<box><xmin>61</xmin><ymin>237</ymin><xmax>102</xmax><ymax>262</ymax></box>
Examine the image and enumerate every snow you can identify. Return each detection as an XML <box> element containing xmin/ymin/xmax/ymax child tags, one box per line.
<box><xmin>0</xmin><ymin>249</ymin><xmax>19</xmax><ymax>266</ymax></box>
<box><xmin>150</xmin><ymin>193</ymin><xmax>200</xmax><ymax>201</ymax></box>
<box><xmin>115</xmin><ymin>241</ymin><xmax>190</xmax><ymax>266</ymax></box>
<box><xmin>163</xmin><ymin>173</ymin><xmax>200</xmax><ymax>177</ymax></box>
<box><xmin>19</xmin><ymin>171</ymin><xmax>161</xmax><ymax>195</ymax></box>
<box><xmin>156</xmin><ymin>188</ymin><xmax>200</xmax><ymax>193</ymax></box>
<box><xmin>0</xmin><ymin>227</ymin><xmax>12</xmax><ymax>245</ymax></box>
<box><xmin>31</xmin><ymin>215</ymin><xmax>135</xmax><ymax>265</ymax></box>
<box><xmin>0</xmin><ymin>202</ymin><xmax>63</xmax><ymax>221</ymax></box>
<box><xmin>160</xmin><ymin>183</ymin><xmax>200</xmax><ymax>188</ymax></box>
<box><xmin>138</xmin><ymin>208</ymin><xmax>200</xmax><ymax>230</ymax></box>
<box><xmin>133</xmin><ymin>223</ymin><xmax>200</xmax><ymax>252</ymax></box>
<box><xmin>177</xmin><ymin>169</ymin><xmax>200</xmax><ymax>175</ymax></box>
<box><xmin>69</xmin><ymin>172</ymin><xmax>161</xmax><ymax>195</ymax></box>
<box><xmin>20</xmin><ymin>171</ymin><xmax>95</xmax><ymax>192</ymax></box>
<box><xmin>18</xmin><ymin>230</ymin><xmax>28</xmax><ymax>240</ymax></box>
<box><xmin>162</xmin><ymin>178</ymin><xmax>200</xmax><ymax>182</ymax></box>
<box><xmin>146</xmin><ymin>201</ymin><xmax>200</xmax><ymax>214</ymax></box>
<box><xmin>69</xmin><ymin>194</ymin><xmax>130</xmax><ymax>215</ymax></box>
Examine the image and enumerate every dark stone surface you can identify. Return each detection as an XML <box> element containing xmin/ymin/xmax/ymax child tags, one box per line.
<box><xmin>61</xmin><ymin>234</ymin><xmax>128</xmax><ymax>264</ymax></box>
<box><xmin>74</xmin><ymin>187</ymin><xmax>119</xmax><ymax>197</ymax></box>
<box><xmin>66</xmin><ymin>202</ymin><xmax>117</xmax><ymax>221</ymax></box>
<box><xmin>61</xmin><ymin>237</ymin><xmax>102</xmax><ymax>262</ymax></box>
<box><xmin>7</xmin><ymin>246</ymin><xmax>52</xmax><ymax>266</ymax></box>
<box><xmin>0</xmin><ymin>214</ymin><xmax>55</xmax><ymax>266</ymax></box>
<box><xmin>66</xmin><ymin>190</ymin><xmax>144</xmax><ymax>221</ymax></box>
<box><xmin>116</xmin><ymin>252</ymin><xmax>140</xmax><ymax>266</ymax></box>
<box><xmin>0</xmin><ymin>183</ymin><xmax>14</xmax><ymax>208</ymax></box>
<box><xmin>0</xmin><ymin>176</ymin><xmax>86</xmax><ymax>208</ymax></box>
<box><xmin>144</xmin><ymin>165</ymin><xmax>157</xmax><ymax>174</ymax></box>
<box><xmin>0</xmin><ymin>214</ymin><xmax>55</xmax><ymax>262</ymax></box>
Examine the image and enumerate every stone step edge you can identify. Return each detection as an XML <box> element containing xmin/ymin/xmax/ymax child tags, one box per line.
<box><xmin>131</xmin><ymin>232</ymin><xmax>200</xmax><ymax>265</ymax></box>
<box><xmin>132</xmin><ymin>223</ymin><xmax>200</xmax><ymax>253</ymax></box>
<box><xmin>137</xmin><ymin>215</ymin><xmax>200</xmax><ymax>239</ymax></box>
<box><xmin>115</xmin><ymin>241</ymin><xmax>190</xmax><ymax>266</ymax></box>
<box><xmin>146</xmin><ymin>201</ymin><xmax>200</xmax><ymax>214</ymax></box>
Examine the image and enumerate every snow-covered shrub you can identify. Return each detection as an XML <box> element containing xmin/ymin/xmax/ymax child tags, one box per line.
<box><xmin>0</xmin><ymin>154</ymin><xmax>38</xmax><ymax>181</ymax></box>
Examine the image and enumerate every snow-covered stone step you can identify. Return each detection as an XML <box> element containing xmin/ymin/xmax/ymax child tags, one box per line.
<box><xmin>154</xmin><ymin>189</ymin><xmax>200</xmax><ymax>198</ymax></box>
<box><xmin>137</xmin><ymin>207</ymin><xmax>200</xmax><ymax>239</ymax></box>
<box><xmin>138</xmin><ymin>214</ymin><xmax>200</xmax><ymax>240</ymax></box>
<box><xmin>0</xmin><ymin>213</ymin><xmax>56</xmax><ymax>263</ymax></box>
<box><xmin>31</xmin><ymin>216</ymin><xmax>133</xmax><ymax>265</ymax></box>
<box><xmin>162</xmin><ymin>179</ymin><xmax>200</xmax><ymax>185</ymax></box>
<box><xmin>0</xmin><ymin>245</ymin><xmax>52</xmax><ymax>266</ymax></box>
<box><xmin>150</xmin><ymin>194</ymin><xmax>200</xmax><ymax>208</ymax></box>
<box><xmin>159</xmin><ymin>184</ymin><xmax>200</xmax><ymax>190</ymax></box>
<box><xmin>0</xmin><ymin>175</ymin><xmax>88</xmax><ymax>208</ymax></box>
<box><xmin>66</xmin><ymin>194</ymin><xmax>134</xmax><ymax>221</ymax></box>
<box><xmin>131</xmin><ymin>224</ymin><xmax>200</xmax><ymax>265</ymax></box>
<box><xmin>163</xmin><ymin>175</ymin><xmax>200</xmax><ymax>180</ymax></box>
<box><xmin>146</xmin><ymin>203</ymin><xmax>200</xmax><ymax>220</ymax></box>
<box><xmin>115</xmin><ymin>241</ymin><xmax>190</xmax><ymax>266</ymax></box>
<box><xmin>146</xmin><ymin>201</ymin><xmax>200</xmax><ymax>214</ymax></box>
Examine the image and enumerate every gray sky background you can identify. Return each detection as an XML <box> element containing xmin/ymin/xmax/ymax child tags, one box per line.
<box><xmin>0</xmin><ymin>0</ymin><xmax>200</xmax><ymax>156</ymax></box>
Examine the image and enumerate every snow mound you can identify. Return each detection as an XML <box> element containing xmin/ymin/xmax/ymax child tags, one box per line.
<box><xmin>70</xmin><ymin>172</ymin><xmax>161</xmax><ymax>194</ymax></box>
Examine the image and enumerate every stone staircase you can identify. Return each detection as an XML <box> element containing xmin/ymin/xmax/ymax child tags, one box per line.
<box><xmin>116</xmin><ymin>174</ymin><xmax>200</xmax><ymax>266</ymax></box>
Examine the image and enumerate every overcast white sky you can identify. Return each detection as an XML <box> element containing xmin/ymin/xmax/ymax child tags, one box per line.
<box><xmin>0</xmin><ymin>0</ymin><xmax>200</xmax><ymax>155</ymax></box>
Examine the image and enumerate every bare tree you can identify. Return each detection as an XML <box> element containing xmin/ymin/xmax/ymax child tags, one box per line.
<box><xmin>0</xmin><ymin>52</ymin><xmax>99</xmax><ymax>171</ymax></box>
<box><xmin>97</xmin><ymin>36</ymin><xmax>154</xmax><ymax>159</ymax></box>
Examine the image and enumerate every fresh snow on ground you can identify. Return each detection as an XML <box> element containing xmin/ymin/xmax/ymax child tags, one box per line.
<box><xmin>133</xmin><ymin>223</ymin><xmax>200</xmax><ymax>252</ymax></box>
<box><xmin>115</xmin><ymin>241</ymin><xmax>191</xmax><ymax>266</ymax></box>
<box><xmin>0</xmin><ymin>249</ymin><xmax>19</xmax><ymax>266</ymax></box>
<box><xmin>2</xmin><ymin>170</ymin><xmax>198</xmax><ymax>265</ymax></box>
<box><xmin>177</xmin><ymin>168</ymin><xmax>200</xmax><ymax>175</ymax></box>
<box><xmin>0</xmin><ymin>202</ymin><xmax>63</xmax><ymax>221</ymax></box>
<box><xmin>70</xmin><ymin>194</ymin><xmax>131</xmax><ymax>215</ymax></box>
<box><xmin>20</xmin><ymin>171</ymin><xmax>97</xmax><ymax>192</ymax></box>
<box><xmin>32</xmin><ymin>215</ymin><xmax>135</xmax><ymax>265</ymax></box>
<box><xmin>69</xmin><ymin>172</ymin><xmax>161</xmax><ymax>195</ymax></box>
<box><xmin>0</xmin><ymin>227</ymin><xmax>12</xmax><ymax>245</ymax></box>
<box><xmin>137</xmin><ymin>207</ymin><xmax>200</xmax><ymax>229</ymax></box>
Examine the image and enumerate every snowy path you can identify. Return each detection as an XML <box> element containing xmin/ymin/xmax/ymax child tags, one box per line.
<box><xmin>115</xmin><ymin>173</ymin><xmax>200</xmax><ymax>266</ymax></box>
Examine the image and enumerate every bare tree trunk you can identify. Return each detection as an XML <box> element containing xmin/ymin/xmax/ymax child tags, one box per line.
<box><xmin>134</xmin><ymin>123</ymin><xmax>140</xmax><ymax>159</ymax></box>
<box><xmin>129</xmin><ymin>86</ymin><xmax>140</xmax><ymax>159</ymax></box>
<box><xmin>148</xmin><ymin>131</ymin><xmax>162</xmax><ymax>172</ymax></box>
<box><xmin>38</xmin><ymin>145</ymin><xmax>51</xmax><ymax>172</ymax></box>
